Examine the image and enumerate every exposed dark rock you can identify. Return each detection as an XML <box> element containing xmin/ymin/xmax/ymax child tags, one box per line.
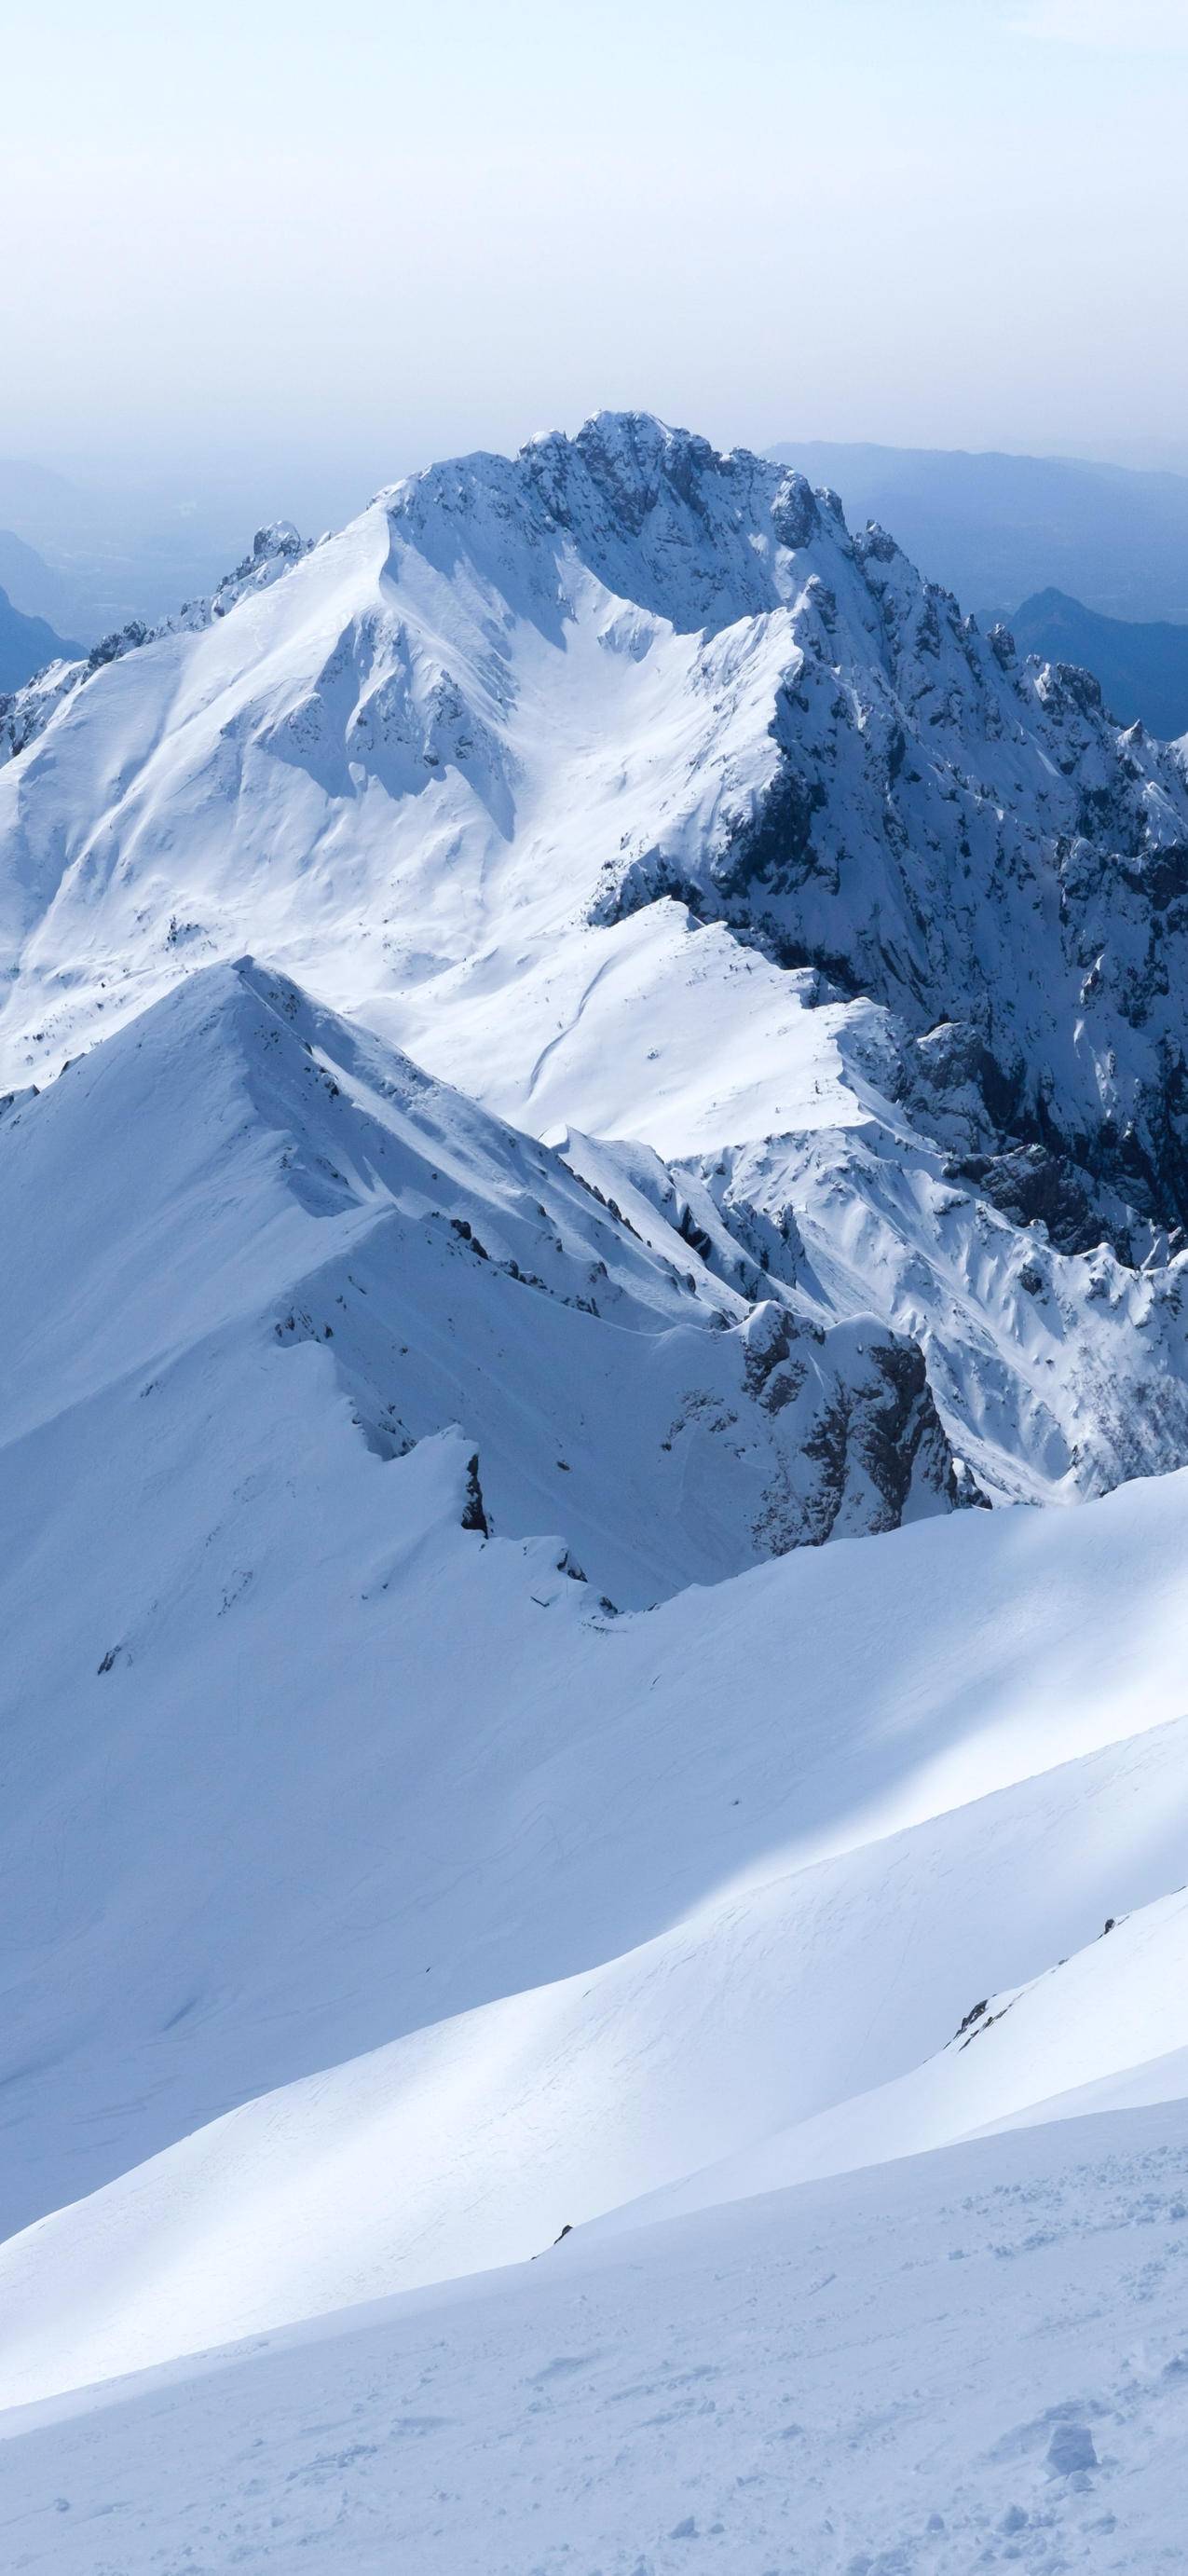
<box><xmin>461</xmin><ymin>1454</ymin><xmax>489</xmax><ymax>1536</ymax></box>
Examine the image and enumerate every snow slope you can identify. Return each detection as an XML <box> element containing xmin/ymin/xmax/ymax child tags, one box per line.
<box><xmin>594</xmin><ymin>1884</ymin><xmax>1188</xmax><ymax>2241</ymax></box>
<box><xmin>4</xmin><ymin>2103</ymin><xmax>1188</xmax><ymax>2576</ymax></box>
<box><xmin>7</xmin><ymin>1350</ymin><xmax>1188</xmax><ymax>2398</ymax></box>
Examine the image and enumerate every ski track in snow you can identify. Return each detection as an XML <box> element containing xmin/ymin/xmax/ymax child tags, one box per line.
<box><xmin>525</xmin><ymin>950</ymin><xmax>621</xmax><ymax>1102</ymax></box>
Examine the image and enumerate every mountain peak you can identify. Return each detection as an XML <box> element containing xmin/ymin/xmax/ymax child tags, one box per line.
<box><xmin>7</xmin><ymin>406</ymin><xmax>1188</xmax><ymax>1530</ymax></box>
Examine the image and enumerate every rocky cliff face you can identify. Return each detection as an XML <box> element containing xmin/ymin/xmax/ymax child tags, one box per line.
<box><xmin>569</xmin><ymin>421</ymin><xmax>1188</xmax><ymax>1251</ymax></box>
<box><xmin>0</xmin><ymin>958</ymin><xmax>963</xmax><ymax>1613</ymax></box>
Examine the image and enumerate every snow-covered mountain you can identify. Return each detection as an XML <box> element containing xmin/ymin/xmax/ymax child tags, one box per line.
<box><xmin>7</xmin><ymin>411</ymin><xmax>1188</xmax><ymax>1242</ymax></box>
<box><xmin>7</xmin><ymin>416</ymin><xmax>1188</xmax><ymax>2568</ymax></box>
<box><xmin>5</xmin><ymin>413</ymin><xmax>1188</xmax><ymax>1519</ymax></box>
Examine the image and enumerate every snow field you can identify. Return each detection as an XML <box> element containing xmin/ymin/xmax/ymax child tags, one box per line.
<box><xmin>4</xmin><ymin>2103</ymin><xmax>1188</xmax><ymax>2574</ymax></box>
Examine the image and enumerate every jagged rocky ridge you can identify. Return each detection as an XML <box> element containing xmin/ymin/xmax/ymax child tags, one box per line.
<box><xmin>0</xmin><ymin>520</ymin><xmax>310</xmax><ymax>762</ymax></box>
<box><xmin>553</xmin><ymin>429</ymin><xmax>1188</xmax><ymax>1251</ymax></box>
<box><xmin>0</xmin><ymin>959</ymin><xmax>960</xmax><ymax>1629</ymax></box>
<box><xmin>5</xmin><ymin>413</ymin><xmax>1188</xmax><ymax>1514</ymax></box>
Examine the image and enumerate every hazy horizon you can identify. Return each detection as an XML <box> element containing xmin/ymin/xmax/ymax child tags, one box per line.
<box><xmin>6</xmin><ymin>0</ymin><xmax>1188</xmax><ymax>520</ymax></box>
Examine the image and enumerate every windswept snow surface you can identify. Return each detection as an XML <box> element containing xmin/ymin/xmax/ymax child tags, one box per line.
<box><xmin>4</xmin><ymin>2106</ymin><xmax>1188</xmax><ymax>2576</ymax></box>
<box><xmin>592</xmin><ymin>1884</ymin><xmax>1188</xmax><ymax>2242</ymax></box>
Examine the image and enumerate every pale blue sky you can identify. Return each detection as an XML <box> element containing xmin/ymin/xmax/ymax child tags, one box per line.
<box><xmin>5</xmin><ymin>0</ymin><xmax>1187</xmax><ymax>490</ymax></box>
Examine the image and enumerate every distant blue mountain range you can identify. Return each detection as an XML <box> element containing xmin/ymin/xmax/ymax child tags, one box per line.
<box><xmin>767</xmin><ymin>440</ymin><xmax>1188</xmax><ymax>627</ymax></box>
<box><xmin>1008</xmin><ymin>589</ymin><xmax>1188</xmax><ymax>742</ymax></box>
<box><xmin>0</xmin><ymin>584</ymin><xmax>78</xmax><ymax>692</ymax></box>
